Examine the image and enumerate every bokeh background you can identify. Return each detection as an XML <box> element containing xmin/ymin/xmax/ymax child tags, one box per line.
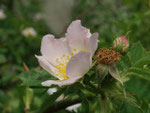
<box><xmin>0</xmin><ymin>0</ymin><xmax>150</xmax><ymax>113</ymax></box>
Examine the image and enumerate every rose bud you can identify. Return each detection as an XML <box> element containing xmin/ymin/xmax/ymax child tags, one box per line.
<box><xmin>112</xmin><ymin>36</ymin><xmax>129</xmax><ymax>54</ymax></box>
<box><xmin>23</xmin><ymin>63</ymin><xmax>29</xmax><ymax>72</ymax></box>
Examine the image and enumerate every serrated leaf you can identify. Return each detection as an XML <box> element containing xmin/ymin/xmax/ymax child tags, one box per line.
<box><xmin>127</xmin><ymin>67</ymin><xmax>150</xmax><ymax>81</ymax></box>
<box><xmin>129</xmin><ymin>42</ymin><xmax>144</xmax><ymax>65</ymax></box>
<box><xmin>133</xmin><ymin>55</ymin><xmax>150</xmax><ymax>67</ymax></box>
<box><xmin>18</xmin><ymin>69</ymin><xmax>56</xmax><ymax>86</ymax></box>
<box><xmin>117</xmin><ymin>54</ymin><xmax>132</xmax><ymax>71</ymax></box>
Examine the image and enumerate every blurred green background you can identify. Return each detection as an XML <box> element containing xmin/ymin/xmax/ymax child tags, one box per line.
<box><xmin>0</xmin><ymin>0</ymin><xmax>150</xmax><ymax>113</ymax></box>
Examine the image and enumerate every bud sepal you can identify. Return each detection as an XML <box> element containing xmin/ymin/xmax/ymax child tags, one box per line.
<box><xmin>96</xmin><ymin>63</ymin><xmax>123</xmax><ymax>88</ymax></box>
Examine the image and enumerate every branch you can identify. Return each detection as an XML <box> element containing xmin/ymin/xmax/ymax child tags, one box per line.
<box><xmin>43</xmin><ymin>96</ymin><xmax>93</xmax><ymax>113</ymax></box>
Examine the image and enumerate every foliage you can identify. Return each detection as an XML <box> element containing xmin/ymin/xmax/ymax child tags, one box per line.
<box><xmin>0</xmin><ymin>0</ymin><xmax>150</xmax><ymax>113</ymax></box>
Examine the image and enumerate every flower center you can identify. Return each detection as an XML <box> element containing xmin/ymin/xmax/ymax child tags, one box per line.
<box><xmin>54</xmin><ymin>48</ymin><xmax>79</xmax><ymax>80</ymax></box>
<box><xmin>94</xmin><ymin>48</ymin><xmax>122</xmax><ymax>65</ymax></box>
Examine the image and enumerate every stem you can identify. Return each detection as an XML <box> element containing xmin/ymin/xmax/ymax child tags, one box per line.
<box><xmin>43</xmin><ymin>96</ymin><xmax>92</xmax><ymax>113</ymax></box>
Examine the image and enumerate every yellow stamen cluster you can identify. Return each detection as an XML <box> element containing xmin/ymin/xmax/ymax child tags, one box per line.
<box><xmin>80</xmin><ymin>49</ymin><xmax>86</xmax><ymax>52</ymax></box>
<box><xmin>54</xmin><ymin>48</ymin><xmax>79</xmax><ymax>80</ymax></box>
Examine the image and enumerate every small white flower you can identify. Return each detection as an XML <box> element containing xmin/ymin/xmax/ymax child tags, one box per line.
<box><xmin>66</xmin><ymin>103</ymin><xmax>81</xmax><ymax>112</ymax></box>
<box><xmin>22</xmin><ymin>27</ymin><xmax>37</xmax><ymax>37</ymax></box>
<box><xmin>47</xmin><ymin>88</ymin><xmax>57</xmax><ymax>95</ymax></box>
<box><xmin>36</xmin><ymin>20</ymin><xmax>99</xmax><ymax>87</ymax></box>
<box><xmin>0</xmin><ymin>9</ymin><xmax>6</xmax><ymax>20</ymax></box>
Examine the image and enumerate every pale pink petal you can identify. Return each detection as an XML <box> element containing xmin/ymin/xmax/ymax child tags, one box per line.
<box><xmin>66</xmin><ymin>20</ymin><xmax>91</xmax><ymax>52</ymax></box>
<box><xmin>88</xmin><ymin>33</ymin><xmax>99</xmax><ymax>56</ymax></box>
<box><xmin>35</xmin><ymin>55</ymin><xmax>61</xmax><ymax>79</ymax></box>
<box><xmin>41</xmin><ymin>76</ymin><xmax>82</xmax><ymax>87</ymax></box>
<box><xmin>40</xmin><ymin>34</ymin><xmax>70</xmax><ymax>65</ymax></box>
<box><xmin>66</xmin><ymin>52</ymin><xmax>92</xmax><ymax>78</ymax></box>
<box><xmin>120</xmin><ymin>36</ymin><xmax>127</xmax><ymax>44</ymax></box>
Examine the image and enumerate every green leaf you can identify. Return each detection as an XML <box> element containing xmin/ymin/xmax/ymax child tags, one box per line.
<box><xmin>140</xmin><ymin>100</ymin><xmax>150</xmax><ymax>113</ymax></box>
<box><xmin>129</xmin><ymin>42</ymin><xmax>144</xmax><ymax>65</ymax></box>
<box><xmin>0</xmin><ymin>54</ymin><xmax>7</xmax><ymax>63</ymax></box>
<box><xmin>18</xmin><ymin>69</ymin><xmax>56</xmax><ymax>87</ymax></box>
<box><xmin>80</xmin><ymin>99</ymin><xmax>89</xmax><ymax>113</ymax></box>
<box><xmin>133</xmin><ymin>55</ymin><xmax>150</xmax><ymax>67</ymax></box>
<box><xmin>121</xmin><ymin>54</ymin><xmax>132</xmax><ymax>68</ymax></box>
<box><xmin>127</xmin><ymin>67</ymin><xmax>150</xmax><ymax>81</ymax></box>
<box><xmin>117</xmin><ymin>54</ymin><xmax>132</xmax><ymax>71</ymax></box>
<box><xmin>38</xmin><ymin>88</ymin><xmax>65</xmax><ymax>113</ymax></box>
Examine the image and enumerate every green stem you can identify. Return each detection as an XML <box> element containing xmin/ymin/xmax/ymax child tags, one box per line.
<box><xmin>43</xmin><ymin>96</ymin><xmax>93</xmax><ymax>113</ymax></box>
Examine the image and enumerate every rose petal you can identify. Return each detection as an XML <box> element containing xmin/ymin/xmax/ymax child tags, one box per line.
<box><xmin>66</xmin><ymin>52</ymin><xmax>92</xmax><ymax>78</ymax></box>
<box><xmin>88</xmin><ymin>33</ymin><xmax>99</xmax><ymax>56</ymax></box>
<box><xmin>40</xmin><ymin>34</ymin><xmax>70</xmax><ymax>65</ymax></box>
<box><xmin>35</xmin><ymin>55</ymin><xmax>62</xmax><ymax>80</ymax></box>
<box><xmin>66</xmin><ymin>20</ymin><xmax>91</xmax><ymax>52</ymax></box>
<box><xmin>41</xmin><ymin>76</ymin><xmax>82</xmax><ymax>87</ymax></box>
